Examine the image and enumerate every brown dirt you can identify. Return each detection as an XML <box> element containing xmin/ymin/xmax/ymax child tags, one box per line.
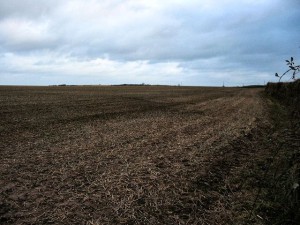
<box><xmin>0</xmin><ymin>85</ymin><xmax>286</xmax><ymax>224</ymax></box>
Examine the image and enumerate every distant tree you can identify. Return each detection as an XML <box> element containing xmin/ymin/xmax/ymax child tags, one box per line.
<box><xmin>275</xmin><ymin>57</ymin><xmax>300</xmax><ymax>82</ymax></box>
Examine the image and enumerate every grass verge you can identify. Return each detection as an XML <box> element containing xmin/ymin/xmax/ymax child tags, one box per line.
<box><xmin>247</xmin><ymin>96</ymin><xmax>300</xmax><ymax>224</ymax></box>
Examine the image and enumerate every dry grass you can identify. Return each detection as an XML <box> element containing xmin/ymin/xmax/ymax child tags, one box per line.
<box><xmin>0</xmin><ymin>85</ymin><xmax>280</xmax><ymax>224</ymax></box>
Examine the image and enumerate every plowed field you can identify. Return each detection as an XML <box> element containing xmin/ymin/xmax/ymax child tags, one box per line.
<box><xmin>0</xmin><ymin>86</ymin><xmax>276</xmax><ymax>224</ymax></box>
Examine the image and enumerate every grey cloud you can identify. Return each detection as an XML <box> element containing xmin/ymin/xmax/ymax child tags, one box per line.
<box><xmin>0</xmin><ymin>0</ymin><xmax>300</xmax><ymax>85</ymax></box>
<box><xmin>0</xmin><ymin>0</ymin><xmax>58</xmax><ymax>19</ymax></box>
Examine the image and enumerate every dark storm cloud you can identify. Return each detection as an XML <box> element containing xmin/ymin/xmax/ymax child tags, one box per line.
<box><xmin>0</xmin><ymin>0</ymin><xmax>299</xmax><ymax>85</ymax></box>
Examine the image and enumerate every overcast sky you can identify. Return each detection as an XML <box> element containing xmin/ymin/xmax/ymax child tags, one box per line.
<box><xmin>0</xmin><ymin>0</ymin><xmax>299</xmax><ymax>86</ymax></box>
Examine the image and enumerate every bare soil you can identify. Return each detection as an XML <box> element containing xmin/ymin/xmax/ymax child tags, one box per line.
<box><xmin>0</xmin><ymin>86</ymin><xmax>295</xmax><ymax>224</ymax></box>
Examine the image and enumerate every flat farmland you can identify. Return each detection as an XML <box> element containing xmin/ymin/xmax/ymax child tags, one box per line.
<box><xmin>0</xmin><ymin>86</ymin><xmax>274</xmax><ymax>224</ymax></box>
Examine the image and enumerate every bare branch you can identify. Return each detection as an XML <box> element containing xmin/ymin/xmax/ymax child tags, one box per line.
<box><xmin>276</xmin><ymin>57</ymin><xmax>300</xmax><ymax>82</ymax></box>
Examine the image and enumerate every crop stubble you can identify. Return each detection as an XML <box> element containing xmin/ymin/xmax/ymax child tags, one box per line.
<box><xmin>0</xmin><ymin>86</ymin><xmax>270</xmax><ymax>224</ymax></box>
